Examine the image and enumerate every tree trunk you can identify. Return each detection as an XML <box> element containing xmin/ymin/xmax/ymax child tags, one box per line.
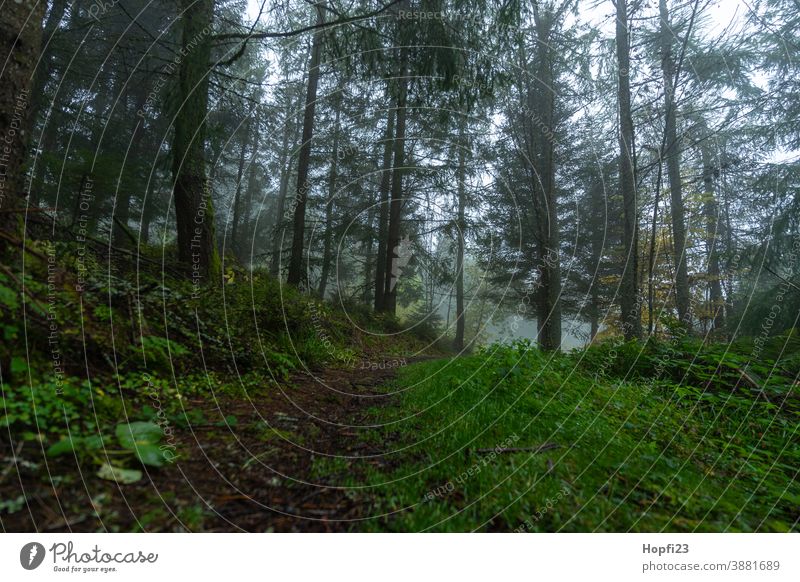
<box><xmin>647</xmin><ymin>158</ymin><xmax>664</xmax><ymax>336</ymax></box>
<box><xmin>113</xmin><ymin>88</ymin><xmax>148</xmax><ymax>247</ymax></box>
<box><xmin>270</xmin><ymin>101</ymin><xmax>297</xmax><ymax>278</ymax></box>
<box><xmin>616</xmin><ymin>0</ymin><xmax>642</xmax><ymax>340</ymax></box>
<box><xmin>231</xmin><ymin>116</ymin><xmax>254</xmax><ymax>259</ymax></box>
<box><xmin>373</xmin><ymin>103</ymin><xmax>396</xmax><ymax>311</ymax></box>
<box><xmin>532</xmin><ymin>6</ymin><xmax>562</xmax><ymax>351</ymax></box>
<box><xmin>140</xmin><ymin>181</ymin><xmax>155</xmax><ymax>245</ymax></box>
<box><xmin>287</xmin><ymin>3</ymin><xmax>325</xmax><ymax>287</ymax></box>
<box><xmin>318</xmin><ymin>97</ymin><xmax>341</xmax><ymax>298</ymax></box>
<box><xmin>172</xmin><ymin>0</ymin><xmax>219</xmax><ymax>282</ymax></box>
<box><xmin>453</xmin><ymin>123</ymin><xmax>467</xmax><ymax>351</ymax></box>
<box><xmin>382</xmin><ymin>50</ymin><xmax>409</xmax><ymax>314</ymax></box>
<box><xmin>701</xmin><ymin>141</ymin><xmax>724</xmax><ymax>332</ymax></box>
<box><xmin>240</xmin><ymin>124</ymin><xmax>261</xmax><ymax>263</ymax></box>
<box><xmin>589</xmin><ymin>176</ymin><xmax>605</xmax><ymax>342</ymax></box>
<box><xmin>720</xmin><ymin>162</ymin><xmax>736</xmax><ymax>322</ymax></box>
<box><xmin>660</xmin><ymin>0</ymin><xmax>691</xmax><ymax>329</ymax></box>
<box><xmin>363</xmin><ymin>200</ymin><xmax>377</xmax><ymax>303</ymax></box>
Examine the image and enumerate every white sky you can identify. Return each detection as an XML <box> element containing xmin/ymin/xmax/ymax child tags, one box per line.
<box><xmin>245</xmin><ymin>0</ymin><xmax>752</xmax><ymax>37</ymax></box>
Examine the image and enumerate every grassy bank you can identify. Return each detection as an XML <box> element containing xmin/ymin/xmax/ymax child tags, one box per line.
<box><xmin>349</xmin><ymin>341</ymin><xmax>798</xmax><ymax>532</ymax></box>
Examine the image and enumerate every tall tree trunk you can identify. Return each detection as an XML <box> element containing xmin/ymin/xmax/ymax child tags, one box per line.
<box><xmin>140</xmin><ymin>181</ymin><xmax>155</xmax><ymax>245</ymax></box>
<box><xmin>172</xmin><ymin>0</ymin><xmax>219</xmax><ymax>282</ymax></box>
<box><xmin>287</xmin><ymin>3</ymin><xmax>325</xmax><ymax>287</ymax></box>
<box><xmin>647</xmin><ymin>159</ymin><xmax>664</xmax><ymax>335</ymax></box>
<box><xmin>318</xmin><ymin>99</ymin><xmax>341</xmax><ymax>298</ymax></box>
<box><xmin>231</xmin><ymin>115</ymin><xmax>254</xmax><ymax>259</ymax></box>
<box><xmin>270</xmin><ymin>101</ymin><xmax>297</xmax><ymax>278</ymax></box>
<box><xmin>374</xmin><ymin>103</ymin><xmax>396</xmax><ymax>311</ymax></box>
<box><xmin>453</xmin><ymin>123</ymin><xmax>467</xmax><ymax>351</ymax></box>
<box><xmin>720</xmin><ymin>162</ymin><xmax>736</xmax><ymax>322</ymax></box>
<box><xmin>589</xmin><ymin>176</ymin><xmax>605</xmax><ymax>342</ymax></box>
<box><xmin>701</xmin><ymin>141</ymin><xmax>724</xmax><ymax>332</ymax></box>
<box><xmin>532</xmin><ymin>6</ymin><xmax>562</xmax><ymax>351</ymax></box>
<box><xmin>381</xmin><ymin>50</ymin><xmax>409</xmax><ymax>315</ymax></box>
<box><xmin>615</xmin><ymin>0</ymin><xmax>642</xmax><ymax>340</ymax></box>
<box><xmin>363</xmin><ymin>200</ymin><xmax>377</xmax><ymax>303</ymax></box>
<box><xmin>113</xmin><ymin>88</ymin><xmax>148</xmax><ymax>247</ymax></box>
<box><xmin>660</xmin><ymin>0</ymin><xmax>691</xmax><ymax>329</ymax></box>
<box><xmin>241</xmin><ymin>124</ymin><xmax>261</xmax><ymax>263</ymax></box>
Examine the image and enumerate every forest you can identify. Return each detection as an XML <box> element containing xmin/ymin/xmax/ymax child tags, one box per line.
<box><xmin>0</xmin><ymin>0</ymin><xmax>798</xmax><ymax>533</ymax></box>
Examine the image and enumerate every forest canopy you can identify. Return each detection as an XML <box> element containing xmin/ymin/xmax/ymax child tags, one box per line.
<box><xmin>0</xmin><ymin>0</ymin><xmax>798</xmax><ymax>534</ymax></box>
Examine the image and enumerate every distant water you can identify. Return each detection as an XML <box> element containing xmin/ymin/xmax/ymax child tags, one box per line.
<box><xmin>482</xmin><ymin>317</ymin><xmax>589</xmax><ymax>351</ymax></box>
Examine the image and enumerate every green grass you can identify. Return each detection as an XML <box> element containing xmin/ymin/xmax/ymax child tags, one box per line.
<box><xmin>349</xmin><ymin>341</ymin><xmax>799</xmax><ymax>532</ymax></box>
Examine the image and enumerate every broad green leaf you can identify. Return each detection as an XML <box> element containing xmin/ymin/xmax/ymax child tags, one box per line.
<box><xmin>97</xmin><ymin>463</ymin><xmax>142</xmax><ymax>484</ymax></box>
<box><xmin>133</xmin><ymin>443</ymin><xmax>166</xmax><ymax>467</ymax></box>
<box><xmin>47</xmin><ymin>434</ymin><xmax>105</xmax><ymax>457</ymax></box>
<box><xmin>116</xmin><ymin>421</ymin><xmax>162</xmax><ymax>449</ymax></box>
<box><xmin>46</xmin><ymin>436</ymin><xmax>80</xmax><ymax>457</ymax></box>
<box><xmin>83</xmin><ymin>435</ymin><xmax>105</xmax><ymax>450</ymax></box>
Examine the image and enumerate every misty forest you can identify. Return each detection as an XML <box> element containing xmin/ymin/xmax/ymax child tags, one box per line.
<box><xmin>0</xmin><ymin>0</ymin><xmax>798</xmax><ymax>532</ymax></box>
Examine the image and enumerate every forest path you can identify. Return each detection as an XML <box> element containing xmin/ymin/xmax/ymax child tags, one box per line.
<box><xmin>1</xmin><ymin>355</ymin><xmax>433</xmax><ymax>532</ymax></box>
<box><xmin>153</xmin><ymin>355</ymin><xmax>426</xmax><ymax>532</ymax></box>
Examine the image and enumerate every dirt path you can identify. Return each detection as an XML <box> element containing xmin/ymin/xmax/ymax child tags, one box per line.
<box><xmin>168</xmin><ymin>357</ymin><xmax>412</xmax><ymax>532</ymax></box>
<box><xmin>2</xmin><ymin>357</ymin><xmax>418</xmax><ymax>532</ymax></box>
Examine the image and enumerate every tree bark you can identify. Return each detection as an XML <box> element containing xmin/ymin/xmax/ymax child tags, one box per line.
<box><xmin>453</xmin><ymin>123</ymin><xmax>467</xmax><ymax>351</ymax></box>
<box><xmin>287</xmin><ymin>3</ymin><xmax>325</xmax><ymax>287</ymax></box>
<box><xmin>532</xmin><ymin>6</ymin><xmax>562</xmax><ymax>351</ymax></box>
<box><xmin>270</xmin><ymin>99</ymin><xmax>297</xmax><ymax>278</ymax></box>
<box><xmin>363</xmin><ymin>200</ymin><xmax>377</xmax><ymax>303</ymax></box>
<box><xmin>660</xmin><ymin>0</ymin><xmax>691</xmax><ymax>329</ymax></box>
<box><xmin>701</xmin><ymin>140</ymin><xmax>724</xmax><ymax>332</ymax></box>
<box><xmin>240</xmin><ymin>123</ymin><xmax>261</xmax><ymax>263</ymax></box>
<box><xmin>113</xmin><ymin>87</ymin><xmax>148</xmax><ymax>248</ymax></box>
<box><xmin>172</xmin><ymin>0</ymin><xmax>219</xmax><ymax>282</ymax></box>
<box><xmin>140</xmin><ymin>181</ymin><xmax>155</xmax><ymax>245</ymax></box>
<box><xmin>381</xmin><ymin>50</ymin><xmax>409</xmax><ymax>315</ymax></box>
<box><xmin>374</xmin><ymin>103</ymin><xmax>396</xmax><ymax>311</ymax></box>
<box><xmin>318</xmin><ymin>98</ymin><xmax>341</xmax><ymax>298</ymax></box>
<box><xmin>231</xmin><ymin>116</ymin><xmax>254</xmax><ymax>259</ymax></box>
<box><xmin>647</xmin><ymin>158</ymin><xmax>664</xmax><ymax>336</ymax></box>
<box><xmin>589</xmin><ymin>176</ymin><xmax>605</xmax><ymax>342</ymax></box>
<box><xmin>615</xmin><ymin>0</ymin><xmax>642</xmax><ymax>340</ymax></box>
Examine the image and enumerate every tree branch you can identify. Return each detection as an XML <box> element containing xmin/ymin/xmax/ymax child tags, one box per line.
<box><xmin>212</xmin><ymin>0</ymin><xmax>403</xmax><ymax>42</ymax></box>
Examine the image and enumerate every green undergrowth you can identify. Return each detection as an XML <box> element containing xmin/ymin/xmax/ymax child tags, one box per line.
<box><xmin>350</xmin><ymin>340</ymin><xmax>798</xmax><ymax>532</ymax></box>
<box><xmin>1</xmin><ymin>243</ymin><xmax>436</xmax><ymax>486</ymax></box>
